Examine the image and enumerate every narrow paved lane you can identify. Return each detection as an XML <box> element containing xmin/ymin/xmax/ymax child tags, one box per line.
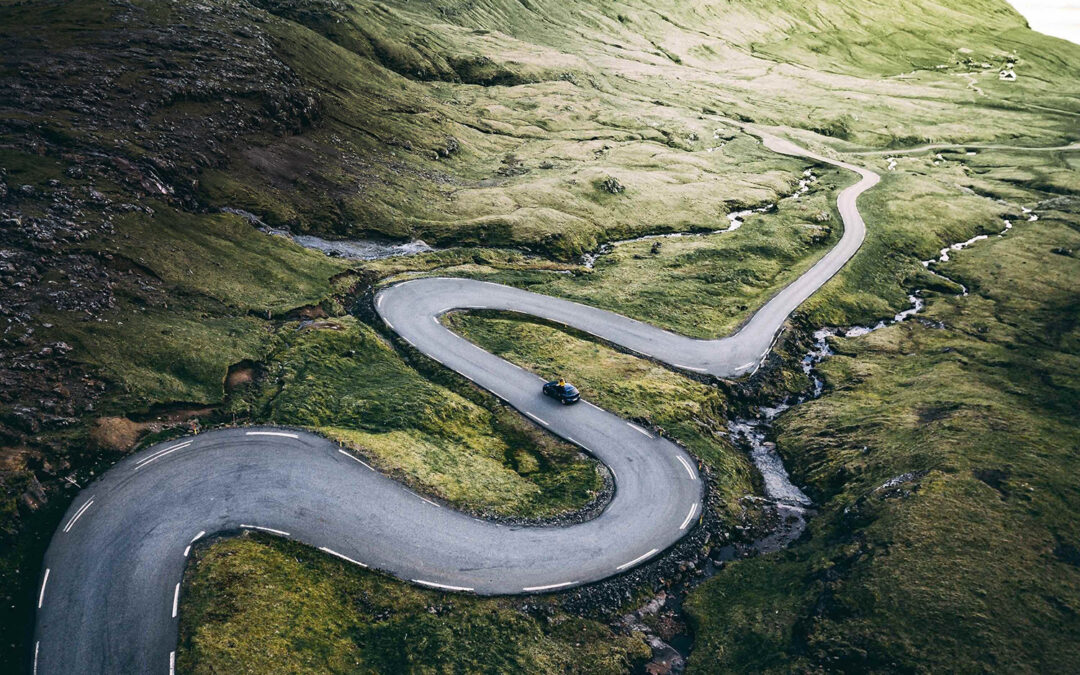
<box><xmin>33</xmin><ymin>131</ymin><xmax>879</xmax><ymax>674</ymax></box>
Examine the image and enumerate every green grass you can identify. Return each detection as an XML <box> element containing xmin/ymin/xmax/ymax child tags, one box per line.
<box><xmin>447</xmin><ymin>168</ymin><xmax>844</xmax><ymax>338</ymax></box>
<box><xmin>48</xmin><ymin>309</ymin><xmax>274</xmax><ymax>407</ymax></box>
<box><xmin>228</xmin><ymin>317</ymin><xmax>603</xmax><ymax>518</ymax></box>
<box><xmin>684</xmin><ymin>172</ymin><xmax>1080</xmax><ymax>673</ymax></box>
<box><xmin>178</xmin><ymin>534</ymin><xmax>650</xmax><ymax>674</ymax></box>
<box><xmin>444</xmin><ymin>311</ymin><xmax>754</xmax><ymax>512</ymax></box>
<box><xmin>102</xmin><ymin>208</ymin><xmax>349</xmax><ymax>314</ymax></box>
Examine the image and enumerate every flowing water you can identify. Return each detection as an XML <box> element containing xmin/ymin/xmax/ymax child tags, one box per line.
<box><xmin>225</xmin><ymin>207</ymin><xmax>434</xmax><ymax>260</ymax></box>
<box><xmin>581</xmin><ymin>170</ymin><xmax>816</xmax><ymax>269</ymax></box>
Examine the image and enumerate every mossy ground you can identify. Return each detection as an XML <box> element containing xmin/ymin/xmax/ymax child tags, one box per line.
<box><xmin>226</xmin><ymin>317</ymin><xmax>603</xmax><ymax>519</ymax></box>
<box><xmin>444</xmin><ymin>311</ymin><xmax>754</xmax><ymax>511</ymax></box>
<box><xmin>684</xmin><ymin>159</ymin><xmax>1080</xmax><ymax>673</ymax></box>
<box><xmin>178</xmin><ymin>534</ymin><xmax>650</xmax><ymax>674</ymax></box>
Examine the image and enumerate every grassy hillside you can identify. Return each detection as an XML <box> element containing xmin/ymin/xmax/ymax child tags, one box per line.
<box><xmin>1</xmin><ymin>0</ymin><xmax>1078</xmax><ymax>671</ymax></box>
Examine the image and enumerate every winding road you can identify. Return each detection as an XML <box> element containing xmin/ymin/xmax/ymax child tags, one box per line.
<box><xmin>33</xmin><ymin>132</ymin><xmax>879</xmax><ymax>674</ymax></box>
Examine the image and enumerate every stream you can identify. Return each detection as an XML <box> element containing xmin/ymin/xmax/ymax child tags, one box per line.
<box><xmin>223</xmin><ymin>207</ymin><xmax>434</xmax><ymax>260</ymax></box>
<box><xmin>628</xmin><ymin>200</ymin><xmax>1041</xmax><ymax>674</ymax></box>
<box><xmin>581</xmin><ymin>170</ymin><xmax>816</xmax><ymax>269</ymax></box>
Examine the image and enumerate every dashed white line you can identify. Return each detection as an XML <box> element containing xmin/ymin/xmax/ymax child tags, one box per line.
<box><xmin>525</xmin><ymin>411</ymin><xmax>549</xmax><ymax>426</ymax></box>
<box><xmin>417</xmin><ymin>495</ymin><xmax>441</xmax><ymax>508</ymax></box>
<box><xmin>384</xmin><ymin>319</ymin><xmax>395</xmax><ymax>330</ymax></box>
<box><xmin>245</xmin><ymin>431</ymin><xmax>299</xmax><ymax>439</ymax></box>
<box><xmin>584</xmin><ymin>401</ymin><xmax>603</xmax><ymax>411</ymax></box>
<box><xmin>616</xmin><ymin>548</ymin><xmax>659</xmax><ymax>571</ymax></box>
<box><xmin>376</xmin><ymin>295</ymin><xmax>383</xmax><ymax>308</ymax></box>
<box><xmin>63</xmin><ymin>497</ymin><xmax>95</xmax><ymax>532</ymax></box>
<box><xmin>676</xmin><ymin>455</ymin><xmax>696</xmax><ymax>478</ymax></box>
<box><xmin>672</xmin><ymin>363</ymin><xmax>707</xmax><ymax>373</ymax></box>
<box><xmin>191</xmin><ymin>530</ymin><xmax>205</xmax><ymax>543</ymax></box>
<box><xmin>240</xmin><ymin>524</ymin><xmax>290</xmax><ymax>537</ymax></box>
<box><xmin>171</xmin><ymin>583</ymin><xmax>180</xmax><ymax>618</ymax></box>
<box><xmin>627</xmin><ymin>422</ymin><xmax>652</xmax><ymax>438</ymax></box>
<box><xmin>412</xmin><ymin>579</ymin><xmax>474</xmax><ymax>592</ymax></box>
<box><xmin>680</xmin><ymin>504</ymin><xmax>698</xmax><ymax>530</ymax></box>
<box><xmin>38</xmin><ymin>569</ymin><xmax>49</xmax><ymax>608</ymax></box>
<box><xmin>522</xmin><ymin>580</ymin><xmax>578</xmax><ymax>592</ymax></box>
<box><xmin>338</xmin><ymin>449</ymin><xmax>374</xmax><ymax>470</ymax></box>
<box><xmin>169</xmin><ymin>650</ymin><xmax>175</xmax><ymax>675</ymax></box>
<box><xmin>183</xmin><ymin>545</ymin><xmax>191</xmax><ymax>558</ymax></box>
<box><xmin>135</xmin><ymin>441</ymin><xmax>193</xmax><ymax>470</ymax></box>
<box><xmin>319</xmin><ymin>546</ymin><xmax>368</xmax><ymax>567</ymax></box>
<box><xmin>565</xmin><ymin>436</ymin><xmax>580</xmax><ymax>446</ymax></box>
<box><xmin>33</xmin><ymin>641</ymin><xmax>39</xmax><ymax>675</ymax></box>
<box><xmin>737</xmin><ymin>361</ymin><xmax>755</xmax><ymax>370</ymax></box>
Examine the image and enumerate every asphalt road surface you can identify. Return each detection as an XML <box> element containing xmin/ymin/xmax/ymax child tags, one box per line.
<box><xmin>33</xmin><ymin>132</ymin><xmax>875</xmax><ymax>674</ymax></box>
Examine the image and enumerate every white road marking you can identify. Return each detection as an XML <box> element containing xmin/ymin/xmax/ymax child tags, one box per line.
<box><xmin>402</xmin><ymin>337</ymin><xmax>414</xmax><ymax>346</ymax></box>
<box><xmin>676</xmin><ymin>455</ymin><xmax>696</xmax><ymax>478</ymax></box>
<box><xmin>172</xmin><ymin>583</ymin><xmax>180</xmax><ymax>618</ymax></box>
<box><xmin>680</xmin><ymin>504</ymin><xmax>698</xmax><ymax>530</ymax></box>
<box><xmin>191</xmin><ymin>530</ymin><xmax>205</xmax><ymax>543</ymax></box>
<box><xmin>672</xmin><ymin>363</ymin><xmax>707</xmax><ymax>373</ymax></box>
<box><xmin>135</xmin><ymin>441</ymin><xmax>192</xmax><ymax>469</ymax></box>
<box><xmin>412</xmin><ymin>579</ymin><xmax>474</xmax><ymax>592</ymax></box>
<box><xmin>432</xmin><ymin>316</ymin><xmax>440</xmax><ymax>324</ymax></box>
<box><xmin>737</xmin><ymin>361</ymin><xmax>755</xmax><ymax>370</ymax></box>
<box><xmin>183</xmin><ymin>545</ymin><xmax>191</xmax><ymax>557</ymax></box>
<box><xmin>38</xmin><ymin>569</ymin><xmax>49</xmax><ymax>608</ymax></box>
<box><xmin>338</xmin><ymin>449</ymin><xmax>374</xmax><ymax>470</ymax></box>
<box><xmin>627</xmin><ymin>422</ymin><xmax>652</xmax><ymax>438</ymax></box>
<box><xmin>417</xmin><ymin>495</ymin><xmax>441</xmax><ymax>508</ymax></box>
<box><xmin>376</xmin><ymin>295</ymin><xmax>383</xmax><ymax>308</ymax></box>
<box><xmin>526</xmin><ymin>411</ymin><xmax>549</xmax><ymax>426</ymax></box>
<box><xmin>584</xmin><ymin>401</ymin><xmax>603</xmax><ymax>411</ymax></box>
<box><xmin>610</xmin><ymin>467</ymin><xmax>617</xmax><ymax>480</ymax></box>
<box><xmin>565</xmin><ymin>436</ymin><xmax>580</xmax><ymax>445</ymax></box>
<box><xmin>616</xmin><ymin>548</ymin><xmax>659</xmax><ymax>571</ymax></box>
<box><xmin>319</xmin><ymin>546</ymin><xmax>368</xmax><ymax>567</ymax></box>
<box><xmin>439</xmin><ymin>306</ymin><xmax>454</xmax><ymax>313</ymax></box>
<box><xmin>170</xmin><ymin>650</ymin><xmax>175</xmax><ymax>675</ymax></box>
<box><xmin>33</xmin><ymin>641</ymin><xmax>39</xmax><ymax>675</ymax></box>
<box><xmin>385</xmin><ymin>319</ymin><xmax>395</xmax><ymax>330</ymax></box>
<box><xmin>522</xmin><ymin>580</ymin><xmax>577</xmax><ymax>592</ymax></box>
<box><xmin>63</xmin><ymin>497</ymin><xmax>95</xmax><ymax>532</ymax></box>
<box><xmin>241</xmin><ymin>524</ymin><xmax>290</xmax><ymax>537</ymax></box>
<box><xmin>245</xmin><ymin>431</ymin><xmax>299</xmax><ymax>439</ymax></box>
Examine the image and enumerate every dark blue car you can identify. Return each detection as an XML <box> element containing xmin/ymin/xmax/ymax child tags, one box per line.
<box><xmin>543</xmin><ymin>379</ymin><xmax>580</xmax><ymax>404</ymax></box>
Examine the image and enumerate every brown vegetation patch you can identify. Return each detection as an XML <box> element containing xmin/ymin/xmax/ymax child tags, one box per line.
<box><xmin>89</xmin><ymin>416</ymin><xmax>144</xmax><ymax>453</ymax></box>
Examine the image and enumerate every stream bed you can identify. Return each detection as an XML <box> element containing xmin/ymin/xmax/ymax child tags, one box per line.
<box><xmin>224</xmin><ymin>207</ymin><xmax>434</xmax><ymax>260</ymax></box>
<box><xmin>628</xmin><ymin>201</ymin><xmax>1041</xmax><ymax>673</ymax></box>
